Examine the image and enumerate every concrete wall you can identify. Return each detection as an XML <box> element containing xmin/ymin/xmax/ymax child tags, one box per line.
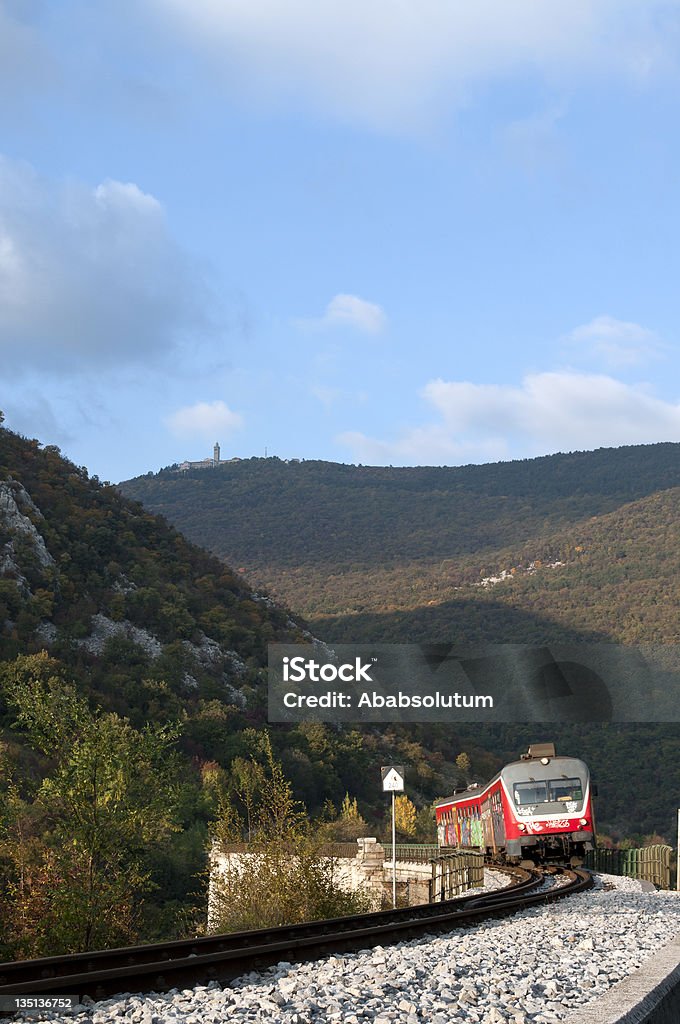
<box><xmin>563</xmin><ymin>935</ymin><xmax>680</xmax><ymax>1024</ymax></box>
<box><xmin>208</xmin><ymin>838</ymin><xmax>435</xmax><ymax>928</ymax></box>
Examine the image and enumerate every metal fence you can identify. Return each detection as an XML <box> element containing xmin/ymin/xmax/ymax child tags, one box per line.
<box><xmin>217</xmin><ymin>842</ymin><xmax>362</xmax><ymax>858</ymax></box>
<box><xmin>219</xmin><ymin>842</ymin><xmax>443</xmax><ymax>861</ymax></box>
<box><xmin>429</xmin><ymin>850</ymin><xmax>485</xmax><ymax>902</ymax></box>
<box><xmin>391</xmin><ymin>844</ymin><xmax>441</xmax><ymax>863</ymax></box>
<box><xmin>584</xmin><ymin>845</ymin><xmax>672</xmax><ymax>889</ymax></box>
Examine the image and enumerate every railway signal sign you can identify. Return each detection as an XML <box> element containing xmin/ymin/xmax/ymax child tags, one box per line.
<box><xmin>381</xmin><ymin>765</ymin><xmax>405</xmax><ymax>792</ymax></box>
<box><xmin>381</xmin><ymin>766</ymin><xmax>405</xmax><ymax>909</ymax></box>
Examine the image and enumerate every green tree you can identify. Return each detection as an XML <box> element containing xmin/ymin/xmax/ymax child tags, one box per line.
<box><xmin>230</xmin><ymin>756</ymin><xmax>266</xmax><ymax>841</ymax></box>
<box><xmin>319</xmin><ymin>793</ymin><xmax>368</xmax><ymax>842</ymax></box>
<box><xmin>1</xmin><ymin>653</ymin><xmax>181</xmax><ymax>954</ymax></box>
<box><xmin>209</xmin><ymin>737</ymin><xmax>373</xmax><ymax>931</ymax></box>
<box><xmin>414</xmin><ymin>800</ymin><xmax>438</xmax><ymax>843</ymax></box>
<box><xmin>0</xmin><ymin>749</ymin><xmax>53</xmax><ymax>959</ymax></box>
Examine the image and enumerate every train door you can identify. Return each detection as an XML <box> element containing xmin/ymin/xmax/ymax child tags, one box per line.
<box><xmin>491</xmin><ymin>786</ymin><xmax>506</xmax><ymax>848</ymax></box>
<box><xmin>470</xmin><ymin>804</ymin><xmax>484</xmax><ymax>848</ymax></box>
<box><xmin>481</xmin><ymin>796</ymin><xmax>495</xmax><ymax>855</ymax></box>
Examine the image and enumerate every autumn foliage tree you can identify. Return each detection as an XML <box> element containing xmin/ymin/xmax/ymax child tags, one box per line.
<box><xmin>209</xmin><ymin>735</ymin><xmax>374</xmax><ymax>931</ymax></box>
<box><xmin>0</xmin><ymin>653</ymin><xmax>180</xmax><ymax>956</ymax></box>
<box><xmin>318</xmin><ymin>793</ymin><xmax>369</xmax><ymax>842</ymax></box>
<box><xmin>393</xmin><ymin>795</ymin><xmax>417</xmax><ymax>839</ymax></box>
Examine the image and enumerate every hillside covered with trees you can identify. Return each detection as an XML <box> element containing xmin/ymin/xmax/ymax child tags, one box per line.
<box><xmin>2</xmin><ymin>425</ymin><xmax>679</xmax><ymax>957</ymax></box>
<box><xmin>120</xmin><ymin>446</ymin><xmax>680</xmax><ymax>848</ymax></box>
<box><xmin>120</xmin><ymin>446</ymin><xmax>680</xmax><ymax>642</ymax></box>
<box><xmin>0</xmin><ymin>421</ymin><xmax>465</xmax><ymax>955</ymax></box>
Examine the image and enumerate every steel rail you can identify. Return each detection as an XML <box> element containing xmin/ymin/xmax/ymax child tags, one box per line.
<box><xmin>0</xmin><ymin>866</ymin><xmax>532</xmax><ymax>988</ymax></box>
<box><xmin>0</xmin><ymin>867</ymin><xmax>592</xmax><ymax>1001</ymax></box>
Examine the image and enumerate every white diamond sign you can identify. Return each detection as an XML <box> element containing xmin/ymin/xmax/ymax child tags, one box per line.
<box><xmin>381</xmin><ymin>765</ymin><xmax>405</xmax><ymax>792</ymax></box>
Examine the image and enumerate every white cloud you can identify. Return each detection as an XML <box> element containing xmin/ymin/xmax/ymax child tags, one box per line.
<box><xmin>296</xmin><ymin>294</ymin><xmax>386</xmax><ymax>334</ymax></box>
<box><xmin>0</xmin><ymin>156</ymin><xmax>210</xmax><ymax>374</ymax></box>
<box><xmin>337</xmin><ymin>427</ymin><xmax>506</xmax><ymax>466</ymax></box>
<box><xmin>150</xmin><ymin>0</ymin><xmax>680</xmax><ymax>130</ymax></box>
<box><xmin>338</xmin><ymin>371</ymin><xmax>680</xmax><ymax>465</ymax></box>
<box><xmin>165</xmin><ymin>400</ymin><xmax>243</xmax><ymax>439</ymax></box>
<box><xmin>564</xmin><ymin>314</ymin><xmax>666</xmax><ymax>367</ymax></box>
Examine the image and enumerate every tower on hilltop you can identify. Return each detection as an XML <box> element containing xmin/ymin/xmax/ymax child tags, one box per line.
<box><xmin>213</xmin><ymin>442</ymin><xmax>221</xmax><ymax>465</ymax></box>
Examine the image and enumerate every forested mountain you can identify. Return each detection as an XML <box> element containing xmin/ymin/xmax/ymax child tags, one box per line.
<box><xmin>0</xmin><ymin>427</ymin><xmax>307</xmax><ymax>702</ymax></box>
<box><xmin>121</xmin><ymin>446</ymin><xmax>680</xmax><ymax>642</ymax></box>
<box><xmin>120</xmin><ymin>446</ymin><xmax>680</xmax><ymax>846</ymax></box>
<box><xmin>0</xmin><ymin>422</ymin><xmax>468</xmax><ymax>952</ymax></box>
<box><xmin>2</xmin><ymin>426</ymin><xmax>678</xmax><ymax>957</ymax></box>
<box><xmin>312</xmin><ymin>486</ymin><xmax>680</xmax><ymax>643</ymax></box>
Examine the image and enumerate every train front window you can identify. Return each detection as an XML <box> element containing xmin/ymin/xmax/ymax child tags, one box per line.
<box><xmin>514</xmin><ymin>781</ymin><xmax>548</xmax><ymax>805</ymax></box>
<box><xmin>548</xmin><ymin>778</ymin><xmax>583</xmax><ymax>802</ymax></box>
<box><xmin>512</xmin><ymin>778</ymin><xmax>584</xmax><ymax>810</ymax></box>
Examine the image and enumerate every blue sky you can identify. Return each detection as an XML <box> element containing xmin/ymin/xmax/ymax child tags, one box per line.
<box><xmin>3</xmin><ymin>0</ymin><xmax>680</xmax><ymax>482</ymax></box>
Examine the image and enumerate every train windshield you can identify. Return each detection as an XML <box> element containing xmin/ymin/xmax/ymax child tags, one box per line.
<box><xmin>513</xmin><ymin>777</ymin><xmax>584</xmax><ymax>808</ymax></box>
<box><xmin>549</xmin><ymin>778</ymin><xmax>583</xmax><ymax>802</ymax></box>
<box><xmin>514</xmin><ymin>781</ymin><xmax>548</xmax><ymax>805</ymax></box>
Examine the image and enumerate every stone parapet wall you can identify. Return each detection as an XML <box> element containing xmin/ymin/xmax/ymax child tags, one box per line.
<box><xmin>209</xmin><ymin>838</ymin><xmax>438</xmax><ymax>926</ymax></box>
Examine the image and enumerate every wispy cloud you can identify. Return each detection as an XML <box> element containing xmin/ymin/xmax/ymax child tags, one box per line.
<box><xmin>338</xmin><ymin>371</ymin><xmax>680</xmax><ymax>465</ymax></box>
<box><xmin>564</xmin><ymin>314</ymin><xmax>667</xmax><ymax>367</ymax></box>
<box><xmin>151</xmin><ymin>0</ymin><xmax>678</xmax><ymax>131</ymax></box>
<box><xmin>2</xmin><ymin>391</ymin><xmax>71</xmax><ymax>448</ymax></box>
<box><xmin>503</xmin><ymin>103</ymin><xmax>568</xmax><ymax>172</ymax></box>
<box><xmin>295</xmin><ymin>294</ymin><xmax>386</xmax><ymax>335</ymax></box>
<box><xmin>0</xmin><ymin>156</ymin><xmax>212</xmax><ymax>375</ymax></box>
<box><xmin>165</xmin><ymin>400</ymin><xmax>244</xmax><ymax>439</ymax></box>
<box><xmin>338</xmin><ymin>426</ymin><xmax>505</xmax><ymax>466</ymax></box>
<box><xmin>310</xmin><ymin>384</ymin><xmax>369</xmax><ymax>409</ymax></box>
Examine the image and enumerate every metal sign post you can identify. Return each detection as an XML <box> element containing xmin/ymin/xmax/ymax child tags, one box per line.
<box><xmin>391</xmin><ymin>790</ymin><xmax>396</xmax><ymax>907</ymax></box>
<box><xmin>381</xmin><ymin>766</ymin><xmax>405</xmax><ymax>908</ymax></box>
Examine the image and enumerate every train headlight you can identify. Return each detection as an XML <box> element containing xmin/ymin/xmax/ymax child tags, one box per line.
<box><xmin>540</xmin><ymin>757</ymin><xmax>550</xmax><ymax>765</ymax></box>
<box><xmin>518</xmin><ymin>823</ymin><xmax>526</xmax><ymax>832</ymax></box>
<box><xmin>579</xmin><ymin>818</ymin><xmax>588</xmax><ymax>827</ymax></box>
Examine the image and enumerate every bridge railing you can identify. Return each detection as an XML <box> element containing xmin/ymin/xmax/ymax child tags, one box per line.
<box><xmin>584</xmin><ymin>845</ymin><xmax>672</xmax><ymax>889</ymax></box>
<box><xmin>217</xmin><ymin>842</ymin><xmax>365</xmax><ymax>858</ymax></box>
<box><xmin>389</xmin><ymin>844</ymin><xmax>441</xmax><ymax>863</ymax></box>
<box><xmin>428</xmin><ymin>850</ymin><xmax>485</xmax><ymax>902</ymax></box>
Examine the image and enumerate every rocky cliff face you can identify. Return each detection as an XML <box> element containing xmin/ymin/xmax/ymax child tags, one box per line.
<box><xmin>0</xmin><ymin>426</ymin><xmax>306</xmax><ymax>711</ymax></box>
<box><xmin>0</xmin><ymin>478</ymin><xmax>55</xmax><ymax>591</ymax></box>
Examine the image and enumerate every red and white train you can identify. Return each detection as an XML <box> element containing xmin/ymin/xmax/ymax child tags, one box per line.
<box><xmin>435</xmin><ymin>743</ymin><xmax>596</xmax><ymax>864</ymax></box>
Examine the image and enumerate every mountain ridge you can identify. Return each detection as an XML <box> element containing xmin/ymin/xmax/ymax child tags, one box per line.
<box><xmin>2</xmin><ymin>426</ymin><xmax>679</xmax><ymax>931</ymax></box>
<box><xmin>120</xmin><ymin>443</ymin><xmax>680</xmax><ymax>643</ymax></box>
<box><xmin>118</xmin><ymin>443</ymin><xmax>680</xmax><ymax>845</ymax></box>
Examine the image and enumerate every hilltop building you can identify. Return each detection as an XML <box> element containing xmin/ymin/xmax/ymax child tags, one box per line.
<box><xmin>177</xmin><ymin>442</ymin><xmax>240</xmax><ymax>473</ymax></box>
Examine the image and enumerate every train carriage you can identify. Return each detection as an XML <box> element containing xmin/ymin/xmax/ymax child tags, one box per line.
<box><xmin>435</xmin><ymin>743</ymin><xmax>595</xmax><ymax>864</ymax></box>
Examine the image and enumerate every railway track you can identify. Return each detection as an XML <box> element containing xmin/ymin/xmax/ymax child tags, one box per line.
<box><xmin>0</xmin><ymin>867</ymin><xmax>593</xmax><ymax>1003</ymax></box>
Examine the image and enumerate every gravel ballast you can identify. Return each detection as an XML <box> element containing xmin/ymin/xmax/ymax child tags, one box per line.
<box><xmin>4</xmin><ymin>873</ymin><xmax>680</xmax><ymax>1024</ymax></box>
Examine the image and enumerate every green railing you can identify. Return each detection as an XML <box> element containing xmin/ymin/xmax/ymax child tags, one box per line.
<box><xmin>585</xmin><ymin>845</ymin><xmax>672</xmax><ymax>889</ymax></box>
<box><xmin>219</xmin><ymin>842</ymin><xmax>444</xmax><ymax>862</ymax></box>
<box><xmin>429</xmin><ymin>850</ymin><xmax>485</xmax><ymax>902</ymax></box>
<box><xmin>391</xmin><ymin>844</ymin><xmax>441</xmax><ymax>863</ymax></box>
<box><xmin>218</xmin><ymin>842</ymin><xmax>362</xmax><ymax>858</ymax></box>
